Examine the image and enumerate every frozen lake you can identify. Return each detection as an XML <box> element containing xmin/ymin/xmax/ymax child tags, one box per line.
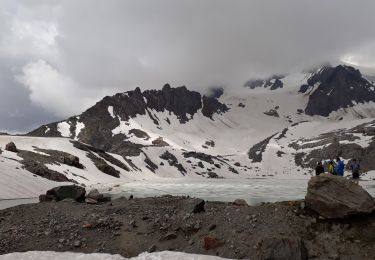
<box><xmin>2</xmin><ymin>178</ymin><xmax>375</xmax><ymax>210</ymax></box>
<box><xmin>108</xmin><ymin>177</ymin><xmax>375</xmax><ymax>205</ymax></box>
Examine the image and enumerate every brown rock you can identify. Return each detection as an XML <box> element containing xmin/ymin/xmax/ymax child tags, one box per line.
<box><xmin>203</xmin><ymin>236</ymin><xmax>224</xmax><ymax>250</ymax></box>
<box><xmin>305</xmin><ymin>174</ymin><xmax>375</xmax><ymax>219</ymax></box>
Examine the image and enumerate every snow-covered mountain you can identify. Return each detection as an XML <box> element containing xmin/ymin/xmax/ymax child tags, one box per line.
<box><xmin>2</xmin><ymin>64</ymin><xmax>375</xmax><ymax>198</ymax></box>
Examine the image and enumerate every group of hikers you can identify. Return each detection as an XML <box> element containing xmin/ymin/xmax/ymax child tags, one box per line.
<box><xmin>315</xmin><ymin>157</ymin><xmax>361</xmax><ymax>180</ymax></box>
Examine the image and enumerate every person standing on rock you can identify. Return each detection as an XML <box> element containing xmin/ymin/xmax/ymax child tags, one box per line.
<box><xmin>315</xmin><ymin>161</ymin><xmax>324</xmax><ymax>176</ymax></box>
<box><xmin>350</xmin><ymin>159</ymin><xmax>361</xmax><ymax>183</ymax></box>
<box><xmin>336</xmin><ymin>157</ymin><xmax>345</xmax><ymax>176</ymax></box>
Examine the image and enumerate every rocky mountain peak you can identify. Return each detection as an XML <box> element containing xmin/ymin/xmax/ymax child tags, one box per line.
<box><xmin>28</xmin><ymin>85</ymin><xmax>229</xmax><ymax>151</ymax></box>
<box><xmin>244</xmin><ymin>74</ymin><xmax>285</xmax><ymax>90</ymax></box>
<box><xmin>301</xmin><ymin>65</ymin><xmax>375</xmax><ymax>117</ymax></box>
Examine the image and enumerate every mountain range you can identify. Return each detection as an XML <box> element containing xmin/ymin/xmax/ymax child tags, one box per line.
<box><xmin>1</xmin><ymin>64</ymin><xmax>375</xmax><ymax>199</ymax></box>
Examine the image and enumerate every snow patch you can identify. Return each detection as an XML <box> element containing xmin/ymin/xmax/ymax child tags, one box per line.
<box><xmin>57</xmin><ymin>121</ymin><xmax>71</xmax><ymax>137</ymax></box>
<box><xmin>108</xmin><ymin>106</ymin><xmax>116</xmax><ymax>118</ymax></box>
<box><xmin>75</xmin><ymin>122</ymin><xmax>85</xmax><ymax>140</ymax></box>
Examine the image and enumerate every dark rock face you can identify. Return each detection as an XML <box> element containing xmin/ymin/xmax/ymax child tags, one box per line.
<box><xmin>305</xmin><ymin>174</ymin><xmax>375</xmax><ymax>219</ymax></box>
<box><xmin>143</xmin><ymin>84</ymin><xmax>202</xmax><ymax>123</ymax></box>
<box><xmin>207</xmin><ymin>172</ymin><xmax>219</xmax><ymax>178</ymax></box>
<box><xmin>289</xmin><ymin>120</ymin><xmax>375</xmax><ymax>172</ymax></box>
<box><xmin>183</xmin><ymin>151</ymin><xmax>215</xmax><ymax>164</ymax></box>
<box><xmin>72</xmin><ymin>141</ymin><xmax>130</xmax><ymax>171</ymax></box>
<box><xmin>255</xmin><ymin>237</ymin><xmax>307</xmax><ymax>260</ymax></box>
<box><xmin>28</xmin><ymin>85</ymin><xmax>228</xmax><ymax>155</ymax></box>
<box><xmin>201</xmin><ymin>96</ymin><xmax>229</xmax><ymax>119</ymax></box>
<box><xmin>22</xmin><ymin>159</ymin><xmax>71</xmax><ymax>182</ymax></box>
<box><xmin>244</xmin><ymin>75</ymin><xmax>284</xmax><ymax>90</ymax></box>
<box><xmin>5</xmin><ymin>142</ymin><xmax>18</xmax><ymax>152</ymax></box>
<box><xmin>45</xmin><ymin>185</ymin><xmax>86</xmax><ymax>202</ymax></box>
<box><xmin>87</xmin><ymin>152</ymin><xmax>120</xmax><ymax>178</ymax></box>
<box><xmin>159</xmin><ymin>151</ymin><xmax>186</xmax><ymax>175</ymax></box>
<box><xmin>264</xmin><ymin>109</ymin><xmax>279</xmax><ymax>118</ymax></box>
<box><xmin>302</xmin><ymin>65</ymin><xmax>375</xmax><ymax>116</ymax></box>
<box><xmin>248</xmin><ymin>133</ymin><xmax>278</xmax><ymax>163</ymax></box>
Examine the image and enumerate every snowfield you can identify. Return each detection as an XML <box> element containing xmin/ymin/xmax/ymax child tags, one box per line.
<box><xmin>0</xmin><ymin>251</ymin><xmax>230</xmax><ymax>260</ymax></box>
<box><xmin>1</xmin><ymin>68</ymin><xmax>375</xmax><ymax>201</ymax></box>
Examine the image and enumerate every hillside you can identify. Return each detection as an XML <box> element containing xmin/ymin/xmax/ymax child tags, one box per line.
<box><xmin>1</xmin><ymin>65</ymin><xmax>375</xmax><ymax>199</ymax></box>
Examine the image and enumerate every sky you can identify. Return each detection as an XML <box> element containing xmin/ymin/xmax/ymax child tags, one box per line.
<box><xmin>1</xmin><ymin>0</ymin><xmax>375</xmax><ymax>133</ymax></box>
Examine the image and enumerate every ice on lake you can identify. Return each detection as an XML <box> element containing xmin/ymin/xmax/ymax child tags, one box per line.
<box><xmin>108</xmin><ymin>178</ymin><xmax>375</xmax><ymax>205</ymax></box>
<box><xmin>2</xmin><ymin>178</ymin><xmax>375</xmax><ymax>210</ymax></box>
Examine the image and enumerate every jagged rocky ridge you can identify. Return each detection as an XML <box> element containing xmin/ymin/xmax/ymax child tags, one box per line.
<box><xmin>28</xmin><ymin>84</ymin><xmax>229</xmax><ymax>151</ymax></box>
<box><xmin>244</xmin><ymin>74</ymin><xmax>284</xmax><ymax>90</ymax></box>
<box><xmin>10</xmin><ymin>64</ymin><xmax>375</xmax><ymax>184</ymax></box>
<box><xmin>300</xmin><ymin>65</ymin><xmax>375</xmax><ymax>116</ymax></box>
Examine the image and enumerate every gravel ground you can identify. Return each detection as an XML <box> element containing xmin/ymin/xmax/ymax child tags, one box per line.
<box><xmin>0</xmin><ymin>196</ymin><xmax>375</xmax><ymax>259</ymax></box>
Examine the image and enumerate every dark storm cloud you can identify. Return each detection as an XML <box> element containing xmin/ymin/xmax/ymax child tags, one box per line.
<box><xmin>1</xmin><ymin>0</ymin><xmax>375</xmax><ymax>132</ymax></box>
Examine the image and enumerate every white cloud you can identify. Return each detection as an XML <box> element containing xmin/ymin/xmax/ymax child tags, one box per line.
<box><xmin>16</xmin><ymin>59</ymin><xmax>96</xmax><ymax>117</ymax></box>
<box><xmin>1</xmin><ymin>0</ymin><xmax>375</xmax><ymax>132</ymax></box>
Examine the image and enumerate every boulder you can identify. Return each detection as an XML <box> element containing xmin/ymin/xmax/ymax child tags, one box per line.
<box><xmin>256</xmin><ymin>236</ymin><xmax>307</xmax><ymax>260</ymax></box>
<box><xmin>46</xmin><ymin>185</ymin><xmax>86</xmax><ymax>202</ymax></box>
<box><xmin>39</xmin><ymin>194</ymin><xmax>56</xmax><ymax>202</ymax></box>
<box><xmin>87</xmin><ymin>189</ymin><xmax>103</xmax><ymax>201</ymax></box>
<box><xmin>181</xmin><ymin>198</ymin><xmax>205</xmax><ymax>214</ymax></box>
<box><xmin>5</xmin><ymin>142</ymin><xmax>18</xmax><ymax>152</ymax></box>
<box><xmin>305</xmin><ymin>174</ymin><xmax>375</xmax><ymax>219</ymax></box>
<box><xmin>86</xmin><ymin>189</ymin><xmax>111</xmax><ymax>203</ymax></box>
<box><xmin>233</xmin><ymin>199</ymin><xmax>248</xmax><ymax>206</ymax></box>
<box><xmin>207</xmin><ymin>172</ymin><xmax>219</xmax><ymax>178</ymax></box>
<box><xmin>62</xmin><ymin>155</ymin><xmax>83</xmax><ymax>168</ymax></box>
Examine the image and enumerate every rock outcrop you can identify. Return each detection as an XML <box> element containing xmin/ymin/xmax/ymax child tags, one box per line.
<box><xmin>244</xmin><ymin>75</ymin><xmax>284</xmax><ymax>90</ymax></box>
<box><xmin>301</xmin><ymin>65</ymin><xmax>375</xmax><ymax>116</ymax></box>
<box><xmin>42</xmin><ymin>185</ymin><xmax>86</xmax><ymax>202</ymax></box>
<box><xmin>5</xmin><ymin>142</ymin><xmax>18</xmax><ymax>152</ymax></box>
<box><xmin>305</xmin><ymin>174</ymin><xmax>375</xmax><ymax>218</ymax></box>
<box><xmin>28</xmin><ymin>85</ymin><xmax>229</xmax><ymax>154</ymax></box>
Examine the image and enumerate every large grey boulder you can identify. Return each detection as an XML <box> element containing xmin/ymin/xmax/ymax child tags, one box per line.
<box><xmin>256</xmin><ymin>236</ymin><xmax>307</xmax><ymax>260</ymax></box>
<box><xmin>305</xmin><ymin>174</ymin><xmax>375</xmax><ymax>219</ymax></box>
<box><xmin>45</xmin><ymin>185</ymin><xmax>86</xmax><ymax>202</ymax></box>
<box><xmin>5</xmin><ymin>142</ymin><xmax>18</xmax><ymax>153</ymax></box>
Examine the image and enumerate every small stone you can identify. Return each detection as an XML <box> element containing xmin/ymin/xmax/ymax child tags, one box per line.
<box><xmin>129</xmin><ymin>220</ymin><xmax>136</xmax><ymax>228</ymax></box>
<box><xmin>208</xmin><ymin>224</ymin><xmax>217</xmax><ymax>231</ymax></box>
<box><xmin>73</xmin><ymin>240</ymin><xmax>81</xmax><ymax>247</ymax></box>
<box><xmin>160</xmin><ymin>232</ymin><xmax>177</xmax><ymax>241</ymax></box>
<box><xmin>148</xmin><ymin>244</ymin><xmax>156</xmax><ymax>253</ymax></box>
<box><xmin>203</xmin><ymin>236</ymin><xmax>224</xmax><ymax>250</ymax></box>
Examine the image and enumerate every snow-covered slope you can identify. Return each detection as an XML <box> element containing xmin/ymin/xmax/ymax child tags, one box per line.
<box><xmin>2</xmin><ymin>65</ymin><xmax>375</xmax><ymax>199</ymax></box>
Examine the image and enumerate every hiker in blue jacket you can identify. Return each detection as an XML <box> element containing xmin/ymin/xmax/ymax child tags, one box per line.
<box><xmin>336</xmin><ymin>157</ymin><xmax>345</xmax><ymax>176</ymax></box>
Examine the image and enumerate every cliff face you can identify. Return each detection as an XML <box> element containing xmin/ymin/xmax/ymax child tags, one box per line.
<box><xmin>301</xmin><ymin>65</ymin><xmax>375</xmax><ymax>116</ymax></box>
<box><xmin>28</xmin><ymin>84</ymin><xmax>229</xmax><ymax>151</ymax></box>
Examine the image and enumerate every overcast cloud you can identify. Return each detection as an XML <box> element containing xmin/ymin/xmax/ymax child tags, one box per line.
<box><xmin>1</xmin><ymin>0</ymin><xmax>375</xmax><ymax>132</ymax></box>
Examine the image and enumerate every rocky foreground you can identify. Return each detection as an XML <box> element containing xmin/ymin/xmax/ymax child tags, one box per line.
<box><xmin>1</xmin><ymin>175</ymin><xmax>375</xmax><ymax>260</ymax></box>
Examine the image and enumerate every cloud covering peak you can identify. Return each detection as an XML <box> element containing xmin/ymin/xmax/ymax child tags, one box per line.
<box><xmin>1</xmin><ymin>0</ymin><xmax>375</xmax><ymax>132</ymax></box>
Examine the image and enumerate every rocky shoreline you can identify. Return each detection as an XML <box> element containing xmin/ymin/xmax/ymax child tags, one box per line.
<box><xmin>1</xmin><ymin>176</ymin><xmax>375</xmax><ymax>259</ymax></box>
